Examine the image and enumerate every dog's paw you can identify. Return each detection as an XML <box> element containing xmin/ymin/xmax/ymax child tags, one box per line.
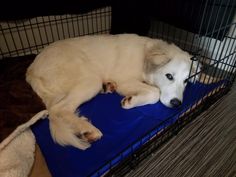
<box><xmin>121</xmin><ymin>96</ymin><xmax>136</xmax><ymax>109</ymax></box>
<box><xmin>77</xmin><ymin>118</ymin><xmax>103</xmax><ymax>143</ymax></box>
<box><xmin>101</xmin><ymin>81</ymin><xmax>117</xmax><ymax>94</ymax></box>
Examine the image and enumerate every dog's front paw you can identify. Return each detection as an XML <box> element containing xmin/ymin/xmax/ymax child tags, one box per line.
<box><xmin>101</xmin><ymin>81</ymin><xmax>117</xmax><ymax>94</ymax></box>
<box><xmin>121</xmin><ymin>96</ymin><xmax>135</xmax><ymax>109</ymax></box>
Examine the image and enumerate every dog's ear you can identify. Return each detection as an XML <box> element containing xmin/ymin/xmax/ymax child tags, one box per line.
<box><xmin>145</xmin><ymin>46</ymin><xmax>171</xmax><ymax>73</ymax></box>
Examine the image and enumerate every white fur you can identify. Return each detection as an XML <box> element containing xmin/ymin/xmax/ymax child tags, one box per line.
<box><xmin>0</xmin><ymin>110</ymin><xmax>48</xmax><ymax>177</ymax></box>
<box><xmin>26</xmin><ymin>34</ymin><xmax>194</xmax><ymax>149</ymax></box>
<box><xmin>0</xmin><ymin>130</ymin><xmax>35</xmax><ymax>177</ymax></box>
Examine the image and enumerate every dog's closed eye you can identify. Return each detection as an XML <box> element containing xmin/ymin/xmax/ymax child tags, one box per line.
<box><xmin>166</xmin><ymin>73</ymin><xmax>174</xmax><ymax>80</ymax></box>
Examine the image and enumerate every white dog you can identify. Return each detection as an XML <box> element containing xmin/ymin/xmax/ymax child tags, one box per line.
<box><xmin>26</xmin><ymin>34</ymin><xmax>199</xmax><ymax>150</ymax></box>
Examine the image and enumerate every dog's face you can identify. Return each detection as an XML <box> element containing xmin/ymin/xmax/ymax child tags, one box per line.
<box><xmin>145</xmin><ymin>45</ymin><xmax>200</xmax><ymax>108</ymax></box>
<box><xmin>154</xmin><ymin>58</ymin><xmax>191</xmax><ymax>108</ymax></box>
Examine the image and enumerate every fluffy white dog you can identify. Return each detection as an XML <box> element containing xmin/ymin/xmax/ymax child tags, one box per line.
<box><xmin>26</xmin><ymin>34</ymin><xmax>199</xmax><ymax>149</ymax></box>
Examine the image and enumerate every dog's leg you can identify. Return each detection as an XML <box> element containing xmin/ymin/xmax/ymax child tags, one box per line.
<box><xmin>117</xmin><ymin>81</ymin><xmax>160</xmax><ymax>109</ymax></box>
<box><xmin>48</xmin><ymin>77</ymin><xmax>103</xmax><ymax>150</ymax></box>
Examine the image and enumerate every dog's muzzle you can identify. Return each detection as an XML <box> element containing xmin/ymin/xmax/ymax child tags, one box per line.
<box><xmin>170</xmin><ymin>98</ymin><xmax>182</xmax><ymax>107</ymax></box>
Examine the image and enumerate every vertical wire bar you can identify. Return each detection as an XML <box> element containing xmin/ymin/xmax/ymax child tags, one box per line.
<box><xmin>76</xmin><ymin>14</ymin><xmax>82</xmax><ymax>36</ymax></box>
<box><xmin>80</xmin><ymin>15</ymin><xmax>89</xmax><ymax>35</ymax></box>
<box><xmin>96</xmin><ymin>9</ymin><xmax>100</xmax><ymax>33</ymax></box>
<box><xmin>86</xmin><ymin>12</ymin><xmax>90</xmax><ymax>34</ymax></box>
<box><xmin>7</xmin><ymin>21</ymin><xmax>20</xmax><ymax>56</ymax></box>
<box><xmin>152</xmin><ymin>21</ymin><xmax>156</xmax><ymax>38</ymax></box>
<box><xmin>53</xmin><ymin>16</ymin><xmax>61</xmax><ymax>40</ymax></box>
<box><xmin>183</xmin><ymin>30</ymin><xmax>189</xmax><ymax>51</ymax></box>
<box><xmin>104</xmin><ymin>7</ymin><xmax>108</xmax><ymax>34</ymax></box>
<box><xmin>41</xmin><ymin>16</ymin><xmax>51</xmax><ymax>45</ymax></box>
<box><xmin>101</xmin><ymin>8</ymin><xmax>105</xmax><ymax>33</ymax></box>
<box><xmin>161</xmin><ymin>21</ymin><xmax>165</xmax><ymax>39</ymax></box>
<box><xmin>106</xmin><ymin>7</ymin><xmax>109</xmax><ymax>33</ymax></box>
<box><xmin>99</xmin><ymin>8</ymin><xmax>103</xmax><ymax>33</ymax></box>
<box><xmin>35</xmin><ymin>17</ymin><xmax>44</xmax><ymax>50</ymax></box>
<box><xmin>155</xmin><ymin>21</ymin><xmax>159</xmax><ymax>38</ymax></box>
<box><xmin>156</xmin><ymin>21</ymin><xmax>161</xmax><ymax>38</ymax></box>
<box><xmin>177</xmin><ymin>28</ymin><xmax>183</xmax><ymax>48</ymax></box>
<box><xmin>166</xmin><ymin>23</ymin><xmax>171</xmax><ymax>42</ymax></box>
<box><xmin>86</xmin><ymin>13</ymin><xmax>91</xmax><ymax>34</ymax></box>
<box><xmin>29</xmin><ymin>18</ymin><xmax>40</xmax><ymax>53</ymax></box>
<box><xmin>14</xmin><ymin>20</ymin><xmax>27</xmax><ymax>55</ymax></box>
<box><xmin>0</xmin><ymin>47</ymin><xmax>3</xmax><ymax>58</ymax></box>
<box><xmin>0</xmin><ymin>24</ymin><xmax>11</xmax><ymax>57</ymax></box>
<box><xmin>65</xmin><ymin>15</ymin><xmax>71</xmax><ymax>38</ymax></box>
<box><xmin>91</xmin><ymin>11</ymin><xmax>95</xmax><ymax>34</ymax></box>
<box><xmin>22</xmin><ymin>20</ymin><xmax>34</xmax><ymax>55</ymax></box>
<box><xmin>83</xmin><ymin>14</ymin><xmax>86</xmax><ymax>35</ymax></box>
<box><xmin>152</xmin><ymin>20</ymin><xmax>156</xmax><ymax>38</ymax></box>
<box><xmin>59</xmin><ymin>16</ymin><xmax>66</xmax><ymax>39</ymax></box>
<box><xmin>47</xmin><ymin>16</ymin><xmax>56</xmax><ymax>43</ymax></box>
<box><xmin>70</xmin><ymin>15</ymin><xmax>76</xmax><ymax>37</ymax></box>
<box><xmin>109</xmin><ymin>7</ymin><xmax>112</xmax><ymax>32</ymax></box>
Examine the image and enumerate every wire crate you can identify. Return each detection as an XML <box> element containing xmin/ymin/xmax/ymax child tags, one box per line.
<box><xmin>0</xmin><ymin>1</ymin><xmax>235</xmax><ymax>177</ymax></box>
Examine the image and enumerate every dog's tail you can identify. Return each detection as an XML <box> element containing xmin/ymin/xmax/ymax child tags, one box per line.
<box><xmin>49</xmin><ymin>117</ymin><xmax>91</xmax><ymax>150</ymax></box>
<box><xmin>0</xmin><ymin>110</ymin><xmax>48</xmax><ymax>151</ymax></box>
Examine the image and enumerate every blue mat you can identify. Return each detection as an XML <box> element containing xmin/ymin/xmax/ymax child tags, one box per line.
<box><xmin>31</xmin><ymin>81</ymin><xmax>224</xmax><ymax>177</ymax></box>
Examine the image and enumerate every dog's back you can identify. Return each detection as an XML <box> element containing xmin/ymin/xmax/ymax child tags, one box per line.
<box><xmin>26</xmin><ymin>34</ymin><xmax>152</xmax><ymax>105</ymax></box>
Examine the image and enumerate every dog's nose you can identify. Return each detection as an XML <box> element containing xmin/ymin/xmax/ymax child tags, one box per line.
<box><xmin>170</xmin><ymin>98</ymin><xmax>182</xmax><ymax>107</ymax></box>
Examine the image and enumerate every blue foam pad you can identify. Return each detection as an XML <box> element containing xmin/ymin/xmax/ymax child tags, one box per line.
<box><xmin>31</xmin><ymin>81</ymin><xmax>224</xmax><ymax>177</ymax></box>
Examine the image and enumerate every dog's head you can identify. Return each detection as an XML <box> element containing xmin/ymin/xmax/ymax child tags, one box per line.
<box><xmin>144</xmin><ymin>41</ymin><xmax>201</xmax><ymax>108</ymax></box>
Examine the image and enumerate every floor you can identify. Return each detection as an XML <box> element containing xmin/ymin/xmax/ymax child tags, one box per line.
<box><xmin>126</xmin><ymin>83</ymin><xmax>236</xmax><ymax>177</ymax></box>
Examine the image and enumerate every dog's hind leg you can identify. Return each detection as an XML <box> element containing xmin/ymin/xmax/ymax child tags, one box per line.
<box><xmin>117</xmin><ymin>80</ymin><xmax>160</xmax><ymax>109</ymax></box>
<box><xmin>48</xmin><ymin>77</ymin><xmax>103</xmax><ymax>150</ymax></box>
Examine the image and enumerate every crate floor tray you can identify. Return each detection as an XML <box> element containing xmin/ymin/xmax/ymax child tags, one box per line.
<box><xmin>31</xmin><ymin>81</ymin><xmax>225</xmax><ymax>177</ymax></box>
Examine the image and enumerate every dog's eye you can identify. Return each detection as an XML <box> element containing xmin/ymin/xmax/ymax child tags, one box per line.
<box><xmin>166</xmin><ymin>73</ymin><xmax>173</xmax><ymax>80</ymax></box>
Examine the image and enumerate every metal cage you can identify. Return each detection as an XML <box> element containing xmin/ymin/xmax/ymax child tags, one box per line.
<box><xmin>0</xmin><ymin>1</ymin><xmax>235</xmax><ymax>177</ymax></box>
<box><xmin>0</xmin><ymin>7</ymin><xmax>112</xmax><ymax>58</ymax></box>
